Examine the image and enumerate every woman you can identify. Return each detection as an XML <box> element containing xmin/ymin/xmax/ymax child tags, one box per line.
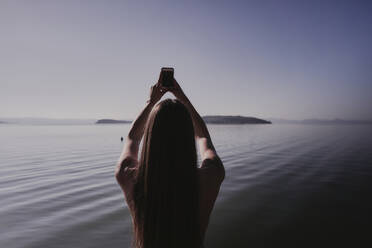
<box><xmin>115</xmin><ymin>77</ymin><xmax>225</xmax><ymax>248</ymax></box>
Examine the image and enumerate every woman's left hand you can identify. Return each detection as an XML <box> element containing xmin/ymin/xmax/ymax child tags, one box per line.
<box><xmin>148</xmin><ymin>83</ymin><xmax>167</xmax><ymax>105</ymax></box>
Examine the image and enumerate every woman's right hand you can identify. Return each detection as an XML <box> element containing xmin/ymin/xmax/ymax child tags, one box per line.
<box><xmin>169</xmin><ymin>79</ymin><xmax>188</xmax><ymax>104</ymax></box>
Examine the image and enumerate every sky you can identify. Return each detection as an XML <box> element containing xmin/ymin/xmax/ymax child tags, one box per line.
<box><xmin>1</xmin><ymin>0</ymin><xmax>371</xmax><ymax>120</ymax></box>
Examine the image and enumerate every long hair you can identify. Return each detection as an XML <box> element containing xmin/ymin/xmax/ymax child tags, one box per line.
<box><xmin>133</xmin><ymin>98</ymin><xmax>201</xmax><ymax>248</ymax></box>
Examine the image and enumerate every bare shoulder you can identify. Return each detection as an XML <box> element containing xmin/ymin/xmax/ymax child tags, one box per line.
<box><xmin>198</xmin><ymin>156</ymin><xmax>225</xmax><ymax>184</ymax></box>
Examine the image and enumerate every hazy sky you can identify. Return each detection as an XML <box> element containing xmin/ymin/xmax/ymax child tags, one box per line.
<box><xmin>1</xmin><ymin>0</ymin><xmax>371</xmax><ymax>120</ymax></box>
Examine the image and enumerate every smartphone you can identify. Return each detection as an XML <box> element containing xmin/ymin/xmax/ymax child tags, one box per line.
<box><xmin>159</xmin><ymin>67</ymin><xmax>174</xmax><ymax>87</ymax></box>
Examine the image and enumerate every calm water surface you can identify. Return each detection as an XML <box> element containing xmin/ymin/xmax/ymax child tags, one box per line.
<box><xmin>1</xmin><ymin>124</ymin><xmax>371</xmax><ymax>247</ymax></box>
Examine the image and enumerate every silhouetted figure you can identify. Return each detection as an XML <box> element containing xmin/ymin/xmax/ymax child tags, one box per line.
<box><xmin>115</xmin><ymin>74</ymin><xmax>224</xmax><ymax>248</ymax></box>
<box><xmin>120</xmin><ymin>136</ymin><xmax>123</xmax><ymax>142</ymax></box>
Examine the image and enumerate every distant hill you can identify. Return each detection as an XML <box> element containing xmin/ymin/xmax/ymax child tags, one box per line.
<box><xmin>203</xmin><ymin>115</ymin><xmax>271</xmax><ymax>124</ymax></box>
<box><xmin>96</xmin><ymin>119</ymin><xmax>131</xmax><ymax>124</ymax></box>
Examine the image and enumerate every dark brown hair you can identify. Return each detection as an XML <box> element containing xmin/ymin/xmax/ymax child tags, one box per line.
<box><xmin>133</xmin><ymin>99</ymin><xmax>201</xmax><ymax>248</ymax></box>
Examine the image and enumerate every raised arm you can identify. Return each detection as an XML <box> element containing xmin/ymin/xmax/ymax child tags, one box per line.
<box><xmin>179</xmin><ymin>97</ymin><xmax>215</xmax><ymax>159</ymax></box>
<box><xmin>169</xmin><ymin>79</ymin><xmax>225</xmax><ymax>180</ymax></box>
<box><xmin>115</xmin><ymin>83</ymin><xmax>166</xmax><ymax>182</ymax></box>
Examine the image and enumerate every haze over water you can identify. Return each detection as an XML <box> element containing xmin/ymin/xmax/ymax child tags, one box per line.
<box><xmin>1</xmin><ymin>123</ymin><xmax>371</xmax><ymax>247</ymax></box>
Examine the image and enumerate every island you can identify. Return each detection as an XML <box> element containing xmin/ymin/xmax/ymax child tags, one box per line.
<box><xmin>96</xmin><ymin>116</ymin><xmax>271</xmax><ymax>125</ymax></box>
<box><xmin>96</xmin><ymin>119</ymin><xmax>131</xmax><ymax>124</ymax></box>
<box><xmin>202</xmin><ymin>115</ymin><xmax>271</xmax><ymax>124</ymax></box>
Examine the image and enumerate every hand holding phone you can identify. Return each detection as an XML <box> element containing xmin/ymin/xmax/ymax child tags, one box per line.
<box><xmin>168</xmin><ymin>78</ymin><xmax>188</xmax><ymax>104</ymax></box>
<box><xmin>158</xmin><ymin>67</ymin><xmax>174</xmax><ymax>88</ymax></box>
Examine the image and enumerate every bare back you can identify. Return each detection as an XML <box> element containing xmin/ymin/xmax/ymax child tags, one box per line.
<box><xmin>116</xmin><ymin>158</ymin><xmax>224</xmax><ymax>241</ymax></box>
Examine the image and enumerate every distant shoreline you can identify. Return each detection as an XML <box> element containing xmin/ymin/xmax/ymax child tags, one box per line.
<box><xmin>1</xmin><ymin>117</ymin><xmax>372</xmax><ymax>125</ymax></box>
<box><xmin>95</xmin><ymin>115</ymin><xmax>272</xmax><ymax>125</ymax></box>
<box><xmin>270</xmin><ymin>118</ymin><xmax>372</xmax><ymax>125</ymax></box>
<box><xmin>95</xmin><ymin>119</ymin><xmax>131</xmax><ymax>124</ymax></box>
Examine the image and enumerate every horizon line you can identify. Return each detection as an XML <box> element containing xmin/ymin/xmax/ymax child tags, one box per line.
<box><xmin>2</xmin><ymin>116</ymin><xmax>372</xmax><ymax>122</ymax></box>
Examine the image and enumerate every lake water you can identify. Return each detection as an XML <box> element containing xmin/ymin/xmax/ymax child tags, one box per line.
<box><xmin>1</xmin><ymin>124</ymin><xmax>371</xmax><ymax>248</ymax></box>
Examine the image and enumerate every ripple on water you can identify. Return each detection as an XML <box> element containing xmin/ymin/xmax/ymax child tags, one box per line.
<box><xmin>1</xmin><ymin>124</ymin><xmax>372</xmax><ymax>248</ymax></box>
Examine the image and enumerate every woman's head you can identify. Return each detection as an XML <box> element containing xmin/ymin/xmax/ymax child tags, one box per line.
<box><xmin>133</xmin><ymin>98</ymin><xmax>201</xmax><ymax>248</ymax></box>
<box><xmin>143</xmin><ymin>98</ymin><xmax>196</xmax><ymax>172</ymax></box>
